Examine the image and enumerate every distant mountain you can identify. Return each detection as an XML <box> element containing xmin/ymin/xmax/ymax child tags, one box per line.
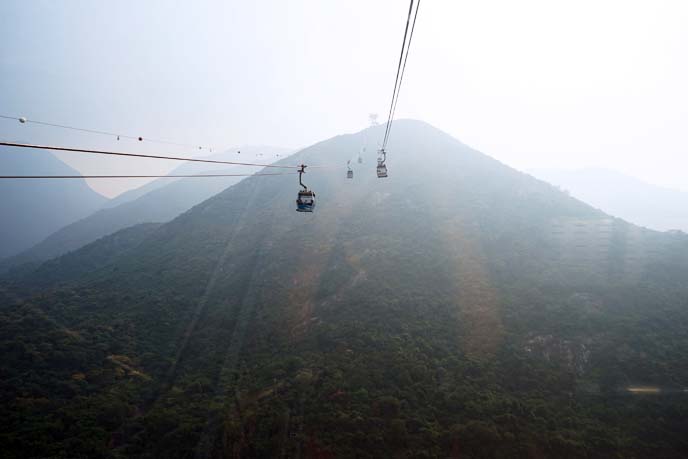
<box><xmin>0</xmin><ymin>146</ymin><xmax>290</xmax><ymax>272</ymax></box>
<box><xmin>102</xmin><ymin>145</ymin><xmax>290</xmax><ymax>208</ymax></box>
<box><xmin>0</xmin><ymin>146</ymin><xmax>108</xmax><ymax>259</ymax></box>
<box><xmin>2</xmin><ymin>121</ymin><xmax>688</xmax><ymax>458</ymax></box>
<box><xmin>530</xmin><ymin>167</ymin><xmax>688</xmax><ymax>232</ymax></box>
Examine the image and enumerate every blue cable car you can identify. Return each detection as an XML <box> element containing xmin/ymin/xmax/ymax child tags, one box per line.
<box><xmin>347</xmin><ymin>160</ymin><xmax>354</xmax><ymax>179</ymax></box>
<box><xmin>297</xmin><ymin>190</ymin><xmax>315</xmax><ymax>212</ymax></box>
<box><xmin>296</xmin><ymin>165</ymin><xmax>316</xmax><ymax>212</ymax></box>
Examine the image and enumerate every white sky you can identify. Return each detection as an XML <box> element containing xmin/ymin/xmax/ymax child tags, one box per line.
<box><xmin>1</xmin><ymin>0</ymin><xmax>687</xmax><ymax>197</ymax></box>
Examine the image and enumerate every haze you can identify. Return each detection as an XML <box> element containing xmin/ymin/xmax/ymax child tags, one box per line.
<box><xmin>1</xmin><ymin>0</ymin><xmax>687</xmax><ymax>197</ymax></box>
<box><xmin>4</xmin><ymin>3</ymin><xmax>688</xmax><ymax>456</ymax></box>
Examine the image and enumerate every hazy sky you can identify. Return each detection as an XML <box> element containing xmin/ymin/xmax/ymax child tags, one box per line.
<box><xmin>1</xmin><ymin>0</ymin><xmax>687</xmax><ymax>197</ymax></box>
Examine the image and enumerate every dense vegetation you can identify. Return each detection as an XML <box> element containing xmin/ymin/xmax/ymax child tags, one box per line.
<box><xmin>2</xmin><ymin>121</ymin><xmax>688</xmax><ymax>458</ymax></box>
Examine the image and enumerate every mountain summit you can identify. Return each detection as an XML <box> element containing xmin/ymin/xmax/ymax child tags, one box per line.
<box><xmin>2</xmin><ymin>120</ymin><xmax>687</xmax><ymax>458</ymax></box>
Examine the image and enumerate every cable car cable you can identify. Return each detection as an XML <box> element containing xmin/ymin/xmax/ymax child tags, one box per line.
<box><xmin>0</xmin><ymin>141</ymin><xmax>299</xmax><ymax>169</ymax></box>
<box><xmin>0</xmin><ymin>114</ymin><xmax>216</xmax><ymax>151</ymax></box>
<box><xmin>382</xmin><ymin>0</ymin><xmax>415</xmax><ymax>151</ymax></box>
<box><xmin>0</xmin><ymin>172</ymin><xmax>297</xmax><ymax>179</ymax></box>
<box><xmin>386</xmin><ymin>0</ymin><xmax>420</xmax><ymax>145</ymax></box>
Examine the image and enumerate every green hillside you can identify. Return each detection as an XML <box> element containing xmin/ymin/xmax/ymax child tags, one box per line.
<box><xmin>0</xmin><ymin>146</ymin><xmax>290</xmax><ymax>274</ymax></box>
<box><xmin>2</xmin><ymin>121</ymin><xmax>688</xmax><ymax>458</ymax></box>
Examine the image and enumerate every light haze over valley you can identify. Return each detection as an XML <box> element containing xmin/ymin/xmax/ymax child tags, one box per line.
<box><xmin>1</xmin><ymin>2</ymin><xmax>688</xmax><ymax>458</ymax></box>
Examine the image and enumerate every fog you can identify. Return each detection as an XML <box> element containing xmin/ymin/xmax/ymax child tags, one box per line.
<box><xmin>1</xmin><ymin>0</ymin><xmax>687</xmax><ymax>197</ymax></box>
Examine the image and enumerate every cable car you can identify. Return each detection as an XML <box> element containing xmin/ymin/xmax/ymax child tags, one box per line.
<box><xmin>347</xmin><ymin>160</ymin><xmax>354</xmax><ymax>179</ymax></box>
<box><xmin>377</xmin><ymin>161</ymin><xmax>388</xmax><ymax>178</ymax></box>
<box><xmin>296</xmin><ymin>165</ymin><xmax>316</xmax><ymax>212</ymax></box>
<box><xmin>297</xmin><ymin>190</ymin><xmax>315</xmax><ymax>212</ymax></box>
<box><xmin>376</xmin><ymin>149</ymin><xmax>388</xmax><ymax>178</ymax></box>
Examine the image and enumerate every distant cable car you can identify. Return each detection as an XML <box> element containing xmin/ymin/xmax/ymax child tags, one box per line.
<box><xmin>376</xmin><ymin>149</ymin><xmax>388</xmax><ymax>178</ymax></box>
<box><xmin>347</xmin><ymin>160</ymin><xmax>353</xmax><ymax>179</ymax></box>
<box><xmin>296</xmin><ymin>165</ymin><xmax>316</xmax><ymax>212</ymax></box>
<box><xmin>377</xmin><ymin>161</ymin><xmax>388</xmax><ymax>178</ymax></box>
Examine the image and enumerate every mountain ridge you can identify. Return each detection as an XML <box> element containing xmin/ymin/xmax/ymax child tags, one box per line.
<box><xmin>2</xmin><ymin>120</ymin><xmax>687</xmax><ymax>458</ymax></box>
<box><xmin>0</xmin><ymin>146</ymin><xmax>291</xmax><ymax>273</ymax></box>
<box><xmin>0</xmin><ymin>146</ymin><xmax>108</xmax><ymax>259</ymax></box>
<box><xmin>530</xmin><ymin>167</ymin><xmax>688</xmax><ymax>232</ymax></box>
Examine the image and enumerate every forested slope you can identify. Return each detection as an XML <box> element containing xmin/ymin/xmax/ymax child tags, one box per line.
<box><xmin>0</xmin><ymin>146</ymin><xmax>290</xmax><ymax>274</ymax></box>
<box><xmin>2</xmin><ymin>121</ymin><xmax>688</xmax><ymax>458</ymax></box>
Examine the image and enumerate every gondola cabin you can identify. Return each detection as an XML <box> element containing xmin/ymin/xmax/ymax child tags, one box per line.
<box><xmin>376</xmin><ymin>161</ymin><xmax>388</xmax><ymax>178</ymax></box>
<box><xmin>347</xmin><ymin>170</ymin><xmax>354</xmax><ymax>179</ymax></box>
<box><xmin>296</xmin><ymin>190</ymin><xmax>316</xmax><ymax>212</ymax></box>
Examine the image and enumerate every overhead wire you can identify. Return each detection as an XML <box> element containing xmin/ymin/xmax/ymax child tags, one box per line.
<box><xmin>386</xmin><ymin>0</ymin><xmax>420</xmax><ymax>146</ymax></box>
<box><xmin>0</xmin><ymin>114</ymin><xmax>217</xmax><ymax>151</ymax></box>
<box><xmin>0</xmin><ymin>1</ymin><xmax>422</xmax><ymax>185</ymax></box>
<box><xmin>0</xmin><ymin>141</ymin><xmax>299</xmax><ymax>169</ymax></box>
<box><xmin>382</xmin><ymin>0</ymin><xmax>415</xmax><ymax>151</ymax></box>
<box><xmin>0</xmin><ymin>4</ymin><xmax>422</xmax><ymax>201</ymax></box>
<box><xmin>0</xmin><ymin>172</ymin><xmax>297</xmax><ymax>179</ymax></box>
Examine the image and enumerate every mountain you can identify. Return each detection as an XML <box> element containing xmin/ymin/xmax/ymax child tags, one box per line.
<box><xmin>0</xmin><ymin>146</ymin><xmax>290</xmax><ymax>273</ymax></box>
<box><xmin>2</xmin><ymin>121</ymin><xmax>688</xmax><ymax>458</ymax></box>
<box><xmin>102</xmin><ymin>146</ymin><xmax>290</xmax><ymax>209</ymax></box>
<box><xmin>0</xmin><ymin>146</ymin><xmax>108</xmax><ymax>259</ymax></box>
<box><xmin>530</xmin><ymin>167</ymin><xmax>688</xmax><ymax>233</ymax></box>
